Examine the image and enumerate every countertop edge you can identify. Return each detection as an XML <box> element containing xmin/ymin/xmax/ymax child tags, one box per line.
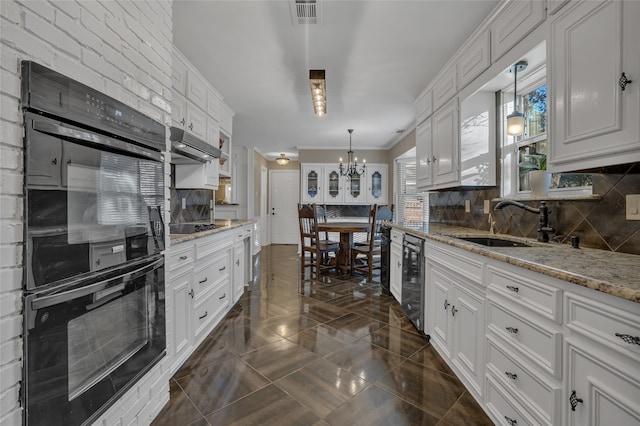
<box><xmin>169</xmin><ymin>219</ymin><xmax>257</xmax><ymax>245</ymax></box>
<box><xmin>390</xmin><ymin>223</ymin><xmax>640</xmax><ymax>304</ymax></box>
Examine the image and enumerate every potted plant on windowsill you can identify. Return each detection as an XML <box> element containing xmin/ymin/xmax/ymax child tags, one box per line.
<box><xmin>519</xmin><ymin>153</ymin><xmax>551</xmax><ymax>197</ymax></box>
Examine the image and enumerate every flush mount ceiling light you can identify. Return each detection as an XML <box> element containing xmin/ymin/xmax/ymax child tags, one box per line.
<box><xmin>275</xmin><ymin>153</ymin><xmax>290</xmax><ymax>166</ymax></box>
<box><xmin>339</xmin><ymin>129</ymin><xmax>365</xmax><ymax>179</ymax></box>
<box><xmin>506</xmin><ymin>60</ymin><xmax>528</xmax><ymax>136</ymax></box>
<box><xmin>309</xmin><ymin>70</ymin><xmax>326</xmax><ymax>116</ymax></box>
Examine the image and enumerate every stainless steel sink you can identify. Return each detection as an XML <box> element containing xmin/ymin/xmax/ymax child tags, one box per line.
<box><xmin>457</xmin><ymin>237</ymin><xmax>532</xmax><ymax>248</ymax></box>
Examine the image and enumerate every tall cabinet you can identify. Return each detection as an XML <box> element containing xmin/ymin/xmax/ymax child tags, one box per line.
<box><xmin>301</xmin><ymin>163</ymin><xmax>389</xmax><ymax>205</ymax></box>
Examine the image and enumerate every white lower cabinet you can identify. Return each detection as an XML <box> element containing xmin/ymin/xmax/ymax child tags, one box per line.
<box><xmin>414</xmin><ymin>233</ymin><xmax>640</xmax><ymax>426</ymax></box>
<box><xmin>389</xmin><ymin>229</ymin><xmax>403</xmax><ymax>302</ymax></box>
<box><xmin>167</xmin><ymin>231</ymin><xmax>234</xmax><ymax>375</ymax></box>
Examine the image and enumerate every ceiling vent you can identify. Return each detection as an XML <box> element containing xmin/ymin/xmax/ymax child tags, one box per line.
<box><xmin>290</xmin><ymin>0</ymin><xmax>320</xmax><ymax>25</ymax></box>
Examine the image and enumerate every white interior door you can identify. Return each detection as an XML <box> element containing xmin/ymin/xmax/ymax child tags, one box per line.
<box><xmin>270</xmin><ymin>170</ymin><xmax>300</xmax><ymax>244</ymax></box>
<box><xmin>260</xmin><ymin>166</ymin><xmax>267</xmax><ymax>245</ymax></box>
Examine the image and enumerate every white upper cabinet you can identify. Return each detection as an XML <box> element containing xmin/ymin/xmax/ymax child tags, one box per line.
<box><xmin>415</xmin><ymin>88</ymin><xmax>433</xmax><ymax>125</ymax></box>
<box><xmin>432</xmin><ymin>63</ymin><xmax>458</xmax><ymax>111</ymax></box>
<box><xmin>186</xmin><ymin>69</ymin><xmax>208</xmax><ymax>112</ymax></box>
<box><xmin>220</xmin><ymin>102</ymin><xmax>234</xmax><ymax>136</ymax></box>
<box><xmin>416</xmin><ymin>117</ymin><xmax>433</xmax><ymax>192</ymax></box>
<box><xmin>457</xmin><ymin>30</ymin><xmax>491</xmax><ymax>90</ymax></box>
<box><xmin>460</xmin><ymin>91</ymin><xmax>496</xmax><ymax>186</ymax></box>
<box><xmin>323</xmin><ymin>165</ymin><xmax>345</xmax><ymax>204</ymax></box>
<box><xmin>365</xmin><ymin>164</ymin><xmax>388</xmax><ymax>205</ymax></box>
<box><xmin>548</xmin><ymin>0</ymin><xmax>640</xmax><ymax>171</ymax></box>
<box><xmin>186</xmin><ymin>103</ymin><xmax>207</xmax><ymax>141</ymax></box>
<box><xmin>207</xmin><ymin>89</ymin><xmax>220</xmax><ymax>121</ymax></box>
<box><xmin>490</xmin><ymin>0</ymin><xmax>546</xmax><ymax>62</ymax></box>
<box><xmin>172</xmin><ymin>54</ymin><xmax>188</xmax><ymax>97</ymax></box>
<box><xmin>547</xmin><ymin>0</ymin><xmax>570</xmax><ymax>16</ymax></box>
<box><xmin>432</xmin><ymin>98</ymin><xmax>460</xmax><ymax>187</ymax></box>
<box><xmin>301</xmin><ymin>163</ymin><xmax>323</xmax><ymax>204</ymax></box>
<box><xmin>343</xmin><ymin>172</ymin><xmax>367</xmax><ymax>204</ymax></box>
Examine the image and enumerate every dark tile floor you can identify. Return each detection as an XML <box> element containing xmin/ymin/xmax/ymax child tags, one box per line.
<box><xmin>152</xmin><ymin>245</ymin><xmax>493</xmax><ymax>426</ymax></box>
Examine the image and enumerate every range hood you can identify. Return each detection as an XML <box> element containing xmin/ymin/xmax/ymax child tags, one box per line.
<box><xmin>170</xmin><ymin>127</ymin><xmax>221</xmax><ymax>163</ymax></box>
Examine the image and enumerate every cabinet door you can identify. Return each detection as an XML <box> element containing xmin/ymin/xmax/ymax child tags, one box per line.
<box><xmin>233</xmin><ymin>242</ymin><xmax>245</xmax><ymax>304</ymax></box>
<box><xmin>27</xmin><ymin>134</ymin><xmax>62</xmax><ymax>187</ymax></box>
<box><xmin>457</xmin><ymin>30</ymin><xmax>491</xmax><ymax>90</ymax></box>
<box><xmin>207</xmin><ymin>89</ymin><xmax>220</xmax><ymax>121</ymax></box>
<box><xmin>432</xmin><ymin>98</ymin><xmax>459</xmax><ymax>187</ymax></box>
<box><xmin>432</xmin><ymin>63</ymin><xmax>457</xmax><ymax>111</ymax></box>
<box><xmin>451</xmin><ymin>283</ymin><xmax>485</xmax><ymax>396</ymax></box>
<box><xmin>172</xmin><ymin>53</ymin><xmax>188</xmax><ymax>96</ymax></box>
<box><xmin>301</xmin><ymin>164</ymin><xmax>323</xmax><ymax>203</ymax></box>
<box><xmin>415</xmin><ymin>89</ymin><xmax>433</xmax><ymax>125</ymax></box>
<box><xmin>323</xmin><ymin>166</ymin><xmax>344</xmax><ymax>204</ymax></box>
<box><xmin>170</xmin><ymin>269</ymin><xmax>192</xmax><ymax>372</ymax></box>
<box><xmin>365</xmin><ymin>164</ymin><xmax>387</xmax><ymax>205</ymax></box>
<box><xmin>344</xmin><ymin>173</ymin><xmax>366</xmax><ymax>204</ymax></box>
<box><xmin>172</xmin><ymin>93</ymin><xmax>187</xmax><ymax>129</ymax></box>
<box><xmin>491</xmin><ymin>0</ymin><xmax>546</xmax><ymax>62</ymax></box>
<box><xmin>390</xmin><ymin>243</ymin><xmax>402</xmax><ymax>302</ymax></box>
<box><xmin>207</xmin><ymin>118</ymin><xmax>220</xmax><ymax>147</ymax></box>
<box><xmin>186</xmin><ymin>70</ymin><xmax>207</xmax><ymax>111</ymax></box>
<box><xmin>186</xmin><ymin>104</ymin><xmax>207</xmax><ymax>141</ymax></box>
<box><xmin>416</xmin><ymin>118</ymin><xmax>433</xmax><ymax>191</ymax></box>
<box><xmin>204</xmin><ymin>160</ymin><xmax>219</xmax><ymax>189</ymax></box>
<box><xmin>430</xmin><ymin>264</ymin><xmax>454</xmax><ymax>358</ymax></box>
<box><xmin>566</xmin><ymin>341</ymin><xmax>640</xmax><ymax>426</ymax></box>
<box><xmin>549</xmin><ymin>0</ymin><xmax>640</xmax><ymax>171</ymax></box>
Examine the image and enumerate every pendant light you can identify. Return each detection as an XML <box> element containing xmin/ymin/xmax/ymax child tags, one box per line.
<box><xmin>506</xmin><ymin>60</ymin><xmax>528</xmax><ymax>136</ymax></box>
<box><xmin>339</xmin><ymin>129</ymin><xmax>366</xmax><ymax>179</ymax></box>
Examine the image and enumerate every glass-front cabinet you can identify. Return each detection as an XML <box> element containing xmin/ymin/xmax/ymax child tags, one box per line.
<box><xmin>365</xmin><ymin>164</ymin><xmax>388</xmax><ymax>205</ymax></box>
<box><xmin>301</xmin><ymin>164</ymin><xmax>323</xmax><ymax>204</ymax></box>
<box><xmin>322</xmin><ymin>166</ymin><xmax>344</xmax><ymax>203</ymax></box>
<box><xmin>344</xmin><ymin>172</ymin><xmax>366</xmax><ymax>204</ymax></box>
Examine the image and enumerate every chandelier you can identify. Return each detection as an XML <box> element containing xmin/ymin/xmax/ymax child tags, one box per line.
<box><xmin>339</xmin><ymin>129</ymin><xmax>366</xmax><ymax>179</ymax></box>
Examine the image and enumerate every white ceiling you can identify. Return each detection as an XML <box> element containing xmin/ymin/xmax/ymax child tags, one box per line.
<box><xmin>172</xmin><ymin>0</ymin><xmax>500</xmax><ymax>160</ymax></box>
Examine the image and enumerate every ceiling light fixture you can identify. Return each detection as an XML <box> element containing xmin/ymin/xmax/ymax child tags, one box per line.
<box><xmin>339</xmin><ymin>129</ymin><xmax>365</xmax><ymax>179</ymax></box>
<box><xmin>275</xmin><ymin>153</ymin><xmax>290</xmax><ymax>166</ymax></box>
<box><xmin>506</xmin><ymin>60</ymin><xmax>528</xmax><ymax>136</ymax></box>
<box><xmin>309</xmin><ymin>70</ymin><xmax>326</xmax><ymax>116</ymax></box>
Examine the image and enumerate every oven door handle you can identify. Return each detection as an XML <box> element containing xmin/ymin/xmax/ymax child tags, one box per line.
<box><xmin>30</xmin><ymin>118</ymin><xmax>163</xmax><ymax>162</ymax></box>
<box><xmin>31</xmin><ymin>257</ymin><xmax>163</xmax><ymax>310</ymax></box>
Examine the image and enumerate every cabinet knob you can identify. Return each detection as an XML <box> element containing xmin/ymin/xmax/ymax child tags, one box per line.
<box><xmin>506</xmin><ymin>326</ymin><xmax>518</xmax><ymax>334</ymax></box>
<box><xmin>615</xmin><ymin>333</ymin><xmax>640</xmax><ymax>345</ymax></box>
<box><xmin>432</xmin><ymin>156</ymin><xmax>437</xmax><ymax>162</ymax></box>
<box><xmin>426</xmin><ymin>158</ymin><xmax>431</xmax><ymax>164</ymax></box>
<box><xmin>619</xmin><ymin>72</ymin><xmax>633</xmax><ymax>91</ymax></box>
<box><xmin>179</xmin><ymin>255</ymin><xmax>188</xmax><ymax>261</ymax></box>
<box><xmin>397</xmin><ymin>261</ymin><xmax>401</xmax><ymax>267</ymax></box>
<box><xmin>180</xmin><ymin>118</ymin><xmax>185</xmax><ymax>125</ymax></box>
<box><xmin>506</xmin><ymin>285</ymin><xmax>519</xmax><ymax>293</ymax></box>
<box><xmin>188</xmin><ymin>289</ymin><xmax>194</xmax><ymax>298</ymax></box>
<box><xmin>236</xmin><ymin>259</ymin><xmax>240</xmax><ymax>266</ymax></box>
<box><xmin>569</xmin><ymin>390</ymin><xmax>583</xmax><ymax>411</ymax></box>
<box><xmin>451</xmin><ymin>306</ymin><xmax>458</xmax><ymax>316</ymax></box>
<box><xmin>188</xmin><ymin>123</ymin><xmax>194</xmax><ymax>131</ymax></box>
<box><xmin>52</xmin><ymin>158</ymin><xmax>58</xmax><ymax>165</ymax></box>
<box><xmin>443</xmin><ymin>299</ymin><xmax>450</xmax><ymax>311</ymax></box>
<box><xmin>504</xmin><ymin>372</ymin><xmax>517</xmax><ymax>380</ymax></box>
<box><xmin>504</xmin><ymin>416</ymin><xmax>517</xmax><ymax>426</ymax></box>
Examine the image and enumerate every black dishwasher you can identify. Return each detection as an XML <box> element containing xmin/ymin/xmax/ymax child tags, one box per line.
<box><xmin>401</xmin><ymin>233</ymin><xmax>426</xmax><ymax>334</ymax></box>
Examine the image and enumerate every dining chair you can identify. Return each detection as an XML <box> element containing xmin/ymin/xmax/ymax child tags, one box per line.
<box><xmin>314</xmin><ymin>203</ymin><xmax>339</xmax><ymax>264</ymax></box>
<box><xmin>298</xmin><ymin>204</ymin><xmax>339</xmax><ymax>278</ymax></box>
<box><xmin>350</xmin><ymin>204</ymin><xmax>379</xmax><ymax>281</ymax></box>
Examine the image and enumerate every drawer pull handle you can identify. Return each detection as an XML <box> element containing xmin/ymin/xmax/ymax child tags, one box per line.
<box><xmin>504</xmin><ymin>372</ymin><xmax>518</xmax><ymax>380</ymax></box>
<box><xmin>219</xmin><ymin>266</ymin><xmax>226</xmax><ymax>272</ymax></box>
<box><xmin>179</xmin><ymin>255</ymin><xmax>188</xmax><ymax>261</ymax></box>
<box><xmin>504</xmin><ymin>416</ymin><xmax>517</xmax><ymax>426</ymax></box>
<box><xmin>443</xmin><ymin>299</ymin><xmax>450</xmax><ymax>311</ymax></box>
<box><xmin>219</xmin><ymin>293</ymin><xmax>226</xmax><ymax>300</ymax></box>
<box><xmin>569</xmin><ymin>390</ymin><xmax>583</xmax><ymax>411</ymax></box>
<box><xmin>188</xmin><ymin>289</ymin><xmax>194</xmax><ymax>299</ymax></box>
<box><xmin>506</xmin><ymin>327</ymin><xmax>518</xmax><ymax>334</ymax></box>
<box><xmin>615</xmin><ymin>333</ymin><xmax>640</xmax><ymax>345</ymax></box>
<box><xmin>199</xmin><ymin>277</ymin><xmax>208</xmax><ymax>284</ymax></box>
<box><xmin>199</xmin><ymin>311</ymin><xmax>208</xmax><ymax>320</ymax></box>
<box><xmin>451</xmin><ymin>306</ymin><xmax>458</xmax><ymax>317</ymax></box>
<box><xmin>506</xmin><ymin>285</ymin><xmax>519</xmax><ymax>293</ymax></box>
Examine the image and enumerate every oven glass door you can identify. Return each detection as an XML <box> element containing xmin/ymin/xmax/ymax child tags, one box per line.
<box><xmin>25</xmin><ymin>115</ymin><xmax>165</xmax><ymax>291</ymax></box>
<box><xmin>24</xmin><ymin>256</ymin><xmax>165</xmax><ymax>426</ymax></box>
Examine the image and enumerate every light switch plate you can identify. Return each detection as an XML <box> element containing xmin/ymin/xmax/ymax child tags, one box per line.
<box><xmin>181</xmin><ymin>198</ymin><xmax>186</xmax><ymax>209</ymax></box>
<box><xmin>465</xmin><ymin>200</ymin><xmax>471</xmax><ymax>213</ymax></box>
<box><xmin>484</xmin><ymin>200</ymin><xmax>490</xmax><ymax>214</ymax></box>
<box><xmin>626</xmin><ymin>194</ymin><xmax>640</xmax><ymax>220</ymax></box>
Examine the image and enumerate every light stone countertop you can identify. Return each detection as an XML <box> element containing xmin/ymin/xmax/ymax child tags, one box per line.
<box><xmin>169</xmin><ymin>219</ymin><xmax>257</xmax><ymax>245</ymax></box>
<box><xmin>390</xmin><ymin>223</ymin><xmax>640</xmax><ymax>304</ymax></box>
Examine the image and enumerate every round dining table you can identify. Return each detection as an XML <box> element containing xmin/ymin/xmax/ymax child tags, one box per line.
<box><xmin>317</xmin><ymin>221</ymin><xmax>371</xmax><ymax>277</ymax></box>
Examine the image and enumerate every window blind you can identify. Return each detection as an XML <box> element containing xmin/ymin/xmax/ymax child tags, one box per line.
<box><xmin>394</xmin><ymin>159</ymin><xmax>429</xmax><ymax>227</ymax></box>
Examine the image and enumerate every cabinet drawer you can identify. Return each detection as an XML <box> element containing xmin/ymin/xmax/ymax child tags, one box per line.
<box><xmin>167</xmin><ymin>244</ymin><xmax>195</xmax><ymax>274</ymax></box>
<box><xmin>427</xmin><ymin>241</ymin><xmax>483</xmax><ymax>287</ymax></box>
<box><xmin>565</xmin><ymin>292</ymin><xmax>640</xmax><ymax>362</ymax></box>
<box><xmin>487</xmin><ymin>298</ymin><xmax>562</xmax><ymax>378</ymax></box>
<box><xmin>193</xmin><ymin>280</ymin><xmax>230</xmax><ymax>344</ymax></box>
<box><xmin>485</xmin><ymin>375</ymin><xmax>539</xmax><ymax>426</ymax></box>
<box><xmin>193</xmin><ymin>251</ymin><xmax>230</xmax><ymax>299</ymax></box>
<box><xmin>390</xmin><ymin>229</ymin><xmax>403</xmax><ymax>243</ymax></box>
<box><xmin>486</xmin><ymin>335</ymin><xmax>561</xmax><ymax>425</ymax></box>
<box><xmin>234</xmin><ymin>226</ymin><xmax>252</xmax><ymax>243</ymax></box>
<box><xmin>196</xmin><ymin>233</ymin><xmax>232</xmax><ymax>259</ymax></box>
<box><xmin>487</xmin><ymin>264</ymin><xmax>562</xmax><ymax>323</ymax></box>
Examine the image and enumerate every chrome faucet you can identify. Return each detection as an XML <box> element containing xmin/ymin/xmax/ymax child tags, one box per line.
<box><xmin>494</xmin><ymin>200</ymin><xmax>556</xmax><ymax>242</ymax></box>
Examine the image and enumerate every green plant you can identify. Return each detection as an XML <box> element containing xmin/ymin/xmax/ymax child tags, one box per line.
<box><xmin>518</xmin><ymin>153</ymin><xmax>546</xmax><ymax>177</ymax></box>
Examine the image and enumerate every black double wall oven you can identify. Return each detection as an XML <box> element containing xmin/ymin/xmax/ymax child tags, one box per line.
<box><xmin>22</xmin><ymin>62</ymin><xmax>167</xmax><ymax>426</ymax></box>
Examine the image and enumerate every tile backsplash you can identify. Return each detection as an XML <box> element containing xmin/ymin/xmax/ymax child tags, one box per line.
<box><xmin>429</xmin><ymin>163</ymin><xmax>640</xmax><ymax>255</ymax></box>
<box><xmin>170</xmin><ymin>188</ymin><xmax>212</xmax><ymax>223</ymax></box>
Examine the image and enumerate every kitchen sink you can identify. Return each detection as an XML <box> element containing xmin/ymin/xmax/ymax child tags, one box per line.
<box><xmin>457</xmin><ymin>237</ymin><xmax>532</xmax><ymax>248</ymax></box>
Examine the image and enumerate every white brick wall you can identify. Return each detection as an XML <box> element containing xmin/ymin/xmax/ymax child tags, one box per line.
<box><xmin>0</xmin><ymin>1</ymin><xmax>173</xmax><ymax>425</ymax></box>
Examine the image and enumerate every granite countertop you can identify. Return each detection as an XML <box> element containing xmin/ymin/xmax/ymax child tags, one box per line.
<box><xmin>170</xmin><ymin>219</ymin><xmax>256</xmax><ymax>245</ymax></box>
<box><xmin>390</xmin><ymin>223</ymin><xmax>640</xmax><ymax>304</ymax></box>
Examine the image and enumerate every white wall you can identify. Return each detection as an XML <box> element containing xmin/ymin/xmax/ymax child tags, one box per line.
<box><xmin>0</xmin><ymin>1</ymin><xmax>173</xmax><ymax>424</ymax></box>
